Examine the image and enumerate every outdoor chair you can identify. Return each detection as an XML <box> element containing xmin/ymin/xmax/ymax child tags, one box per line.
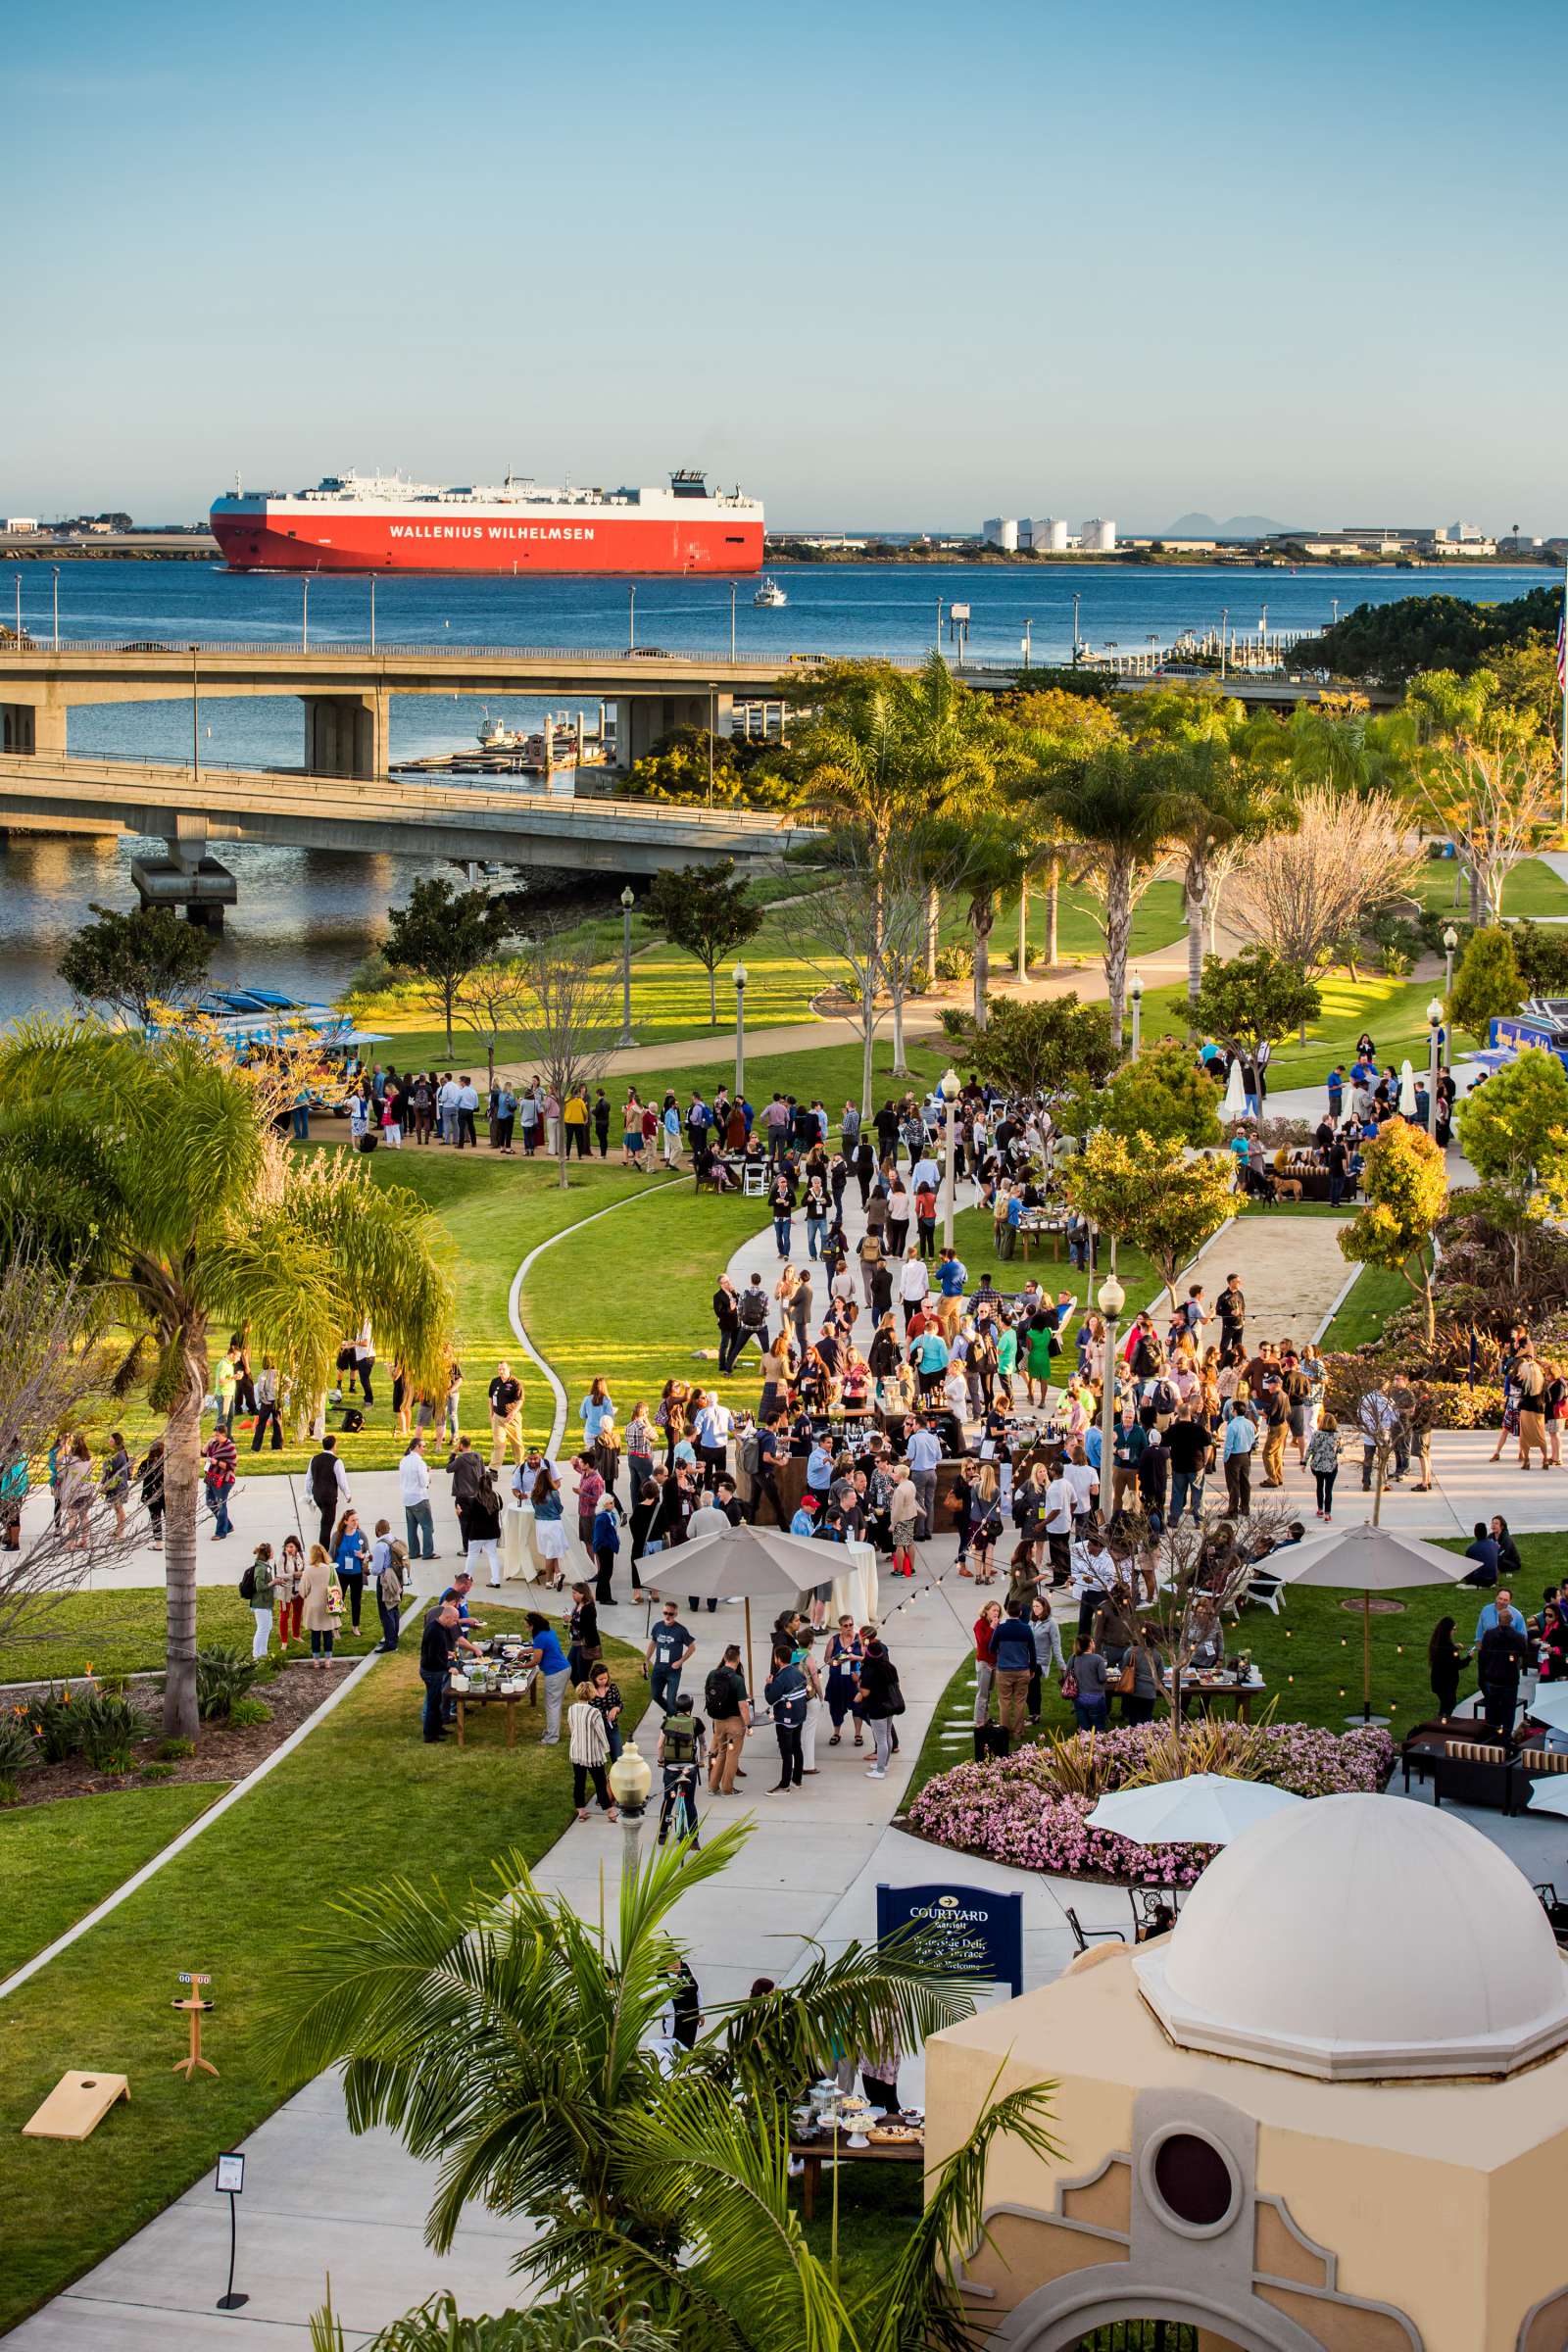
<box><xmin>1239</xmin><ymin>1568</ymin><xmax>1286</xmax><ymax>1617</ymax></box>
<box><xmin>1065</xmin><ymin>1907</ymin><xmax>1125</xmax><ymax>1958</ymax></box>
<box><xmin>742</xmin><ymin>1161</ymin><xmax>768</xmax><ymax>1197</ymax></box>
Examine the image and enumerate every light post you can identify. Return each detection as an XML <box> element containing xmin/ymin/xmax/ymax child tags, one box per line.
<box><xmin>608</xmin><ymin>1747</ymin><xmax>652</xmax><ymax>1879</ymax></box>
<box><xmin>939</xmin><ymin>1066</ymin><xmax>960</xmax><ymax>1249</ymax></box>
<box><xmin>1220</xmin><ymin>605</ymin><xmax>1228</xmax><ymax>679</ymax></box>
<box><xmin>733</xmin><ymin>959</ymin><xmax>748</xmax><ymax>1100</ymax></box>
<box><xmin>51</xmin><ymin>565</ymin><xmax>60</xmax><ymax>651</ymax></box>
<box><xmin>368</xmin><ymin>572</ymin><xmax>376</xmax><ymax>654</ymax></box>
<box><xmin>729</xmin><ymin>580</ymin><xmax>737</xmax><ymax>662</ymax></box>
<box><xmin>302</xmin><ymin>574</ymin><xmax>309</xmax><ymax>651</ymax></box>
<box><xmin>1021</xmin><ymin>616</ymin><xmax>1033</xmax><ymax>670</ymax></box>
<box><xmin>1097</xmin><ymin>1272</ymin><xmax>1124</xmax><ymax>1499</ymax></box>
<box><xmin>13</xmin><ymin>569</ymin><xmax>22</xmax><ymax>644</ymax></box>
<box><xmin>617</xmin><ymin>885</ymin><xmax>636</xmax><ymax>1047</ymax></box>
<box><xmin>628</xmin><ymin>583</ymin><xmax>636</xmax><ymax>652</ymax></box>
<box><xmin>936</xmin><ymin>595</ymin><xmax>944</xmax><ymax>654</ymax></box>
<box><xmin>1427</xmin><ymin>996</ymin><xmax>1445</xmax><ymax>1139</ymax></box>
<box><xmin>1443</xmin><ymin>923</ymin><xmax>1458</xmax><ymax>998</ymax></box>
<box><xmin>190</xmin><ymin>645</ymin><xmax>200</xmax><ymax>781</ymax></box>
<box><xmin>1130</xmin><ymin>969</ymin><xmax>1144</xmax><ymax>1059</ymax></box>
<box><xmin>1071</xmin><ymin>592</ymin><xmax>1081</xmax><ymax>663</ymax></box>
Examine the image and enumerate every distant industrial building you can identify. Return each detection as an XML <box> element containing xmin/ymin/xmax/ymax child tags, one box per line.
<box><xmin>983</xmin><ymin>516</ymin><xmax>1020</xmax><ymax>551</ymax></box>
<box><xmin>1022</xmin><ymin>515</ymin><xmax>1067</xmax><ymax>552</ymax></box>
<box><xmin>3</xmin><ymin>518</ymin><xmax>38</xmax><ymax>534</ymax></box>
<box><xmin>1079</xmin><ymin>516</ymin><xmax>1117</xmax><ymax>553</ymax></box>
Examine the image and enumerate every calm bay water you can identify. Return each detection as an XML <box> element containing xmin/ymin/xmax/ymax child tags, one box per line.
<box><xmin>1</xmin><ymin>557</ymin><xmax>1553</xmax><ymax>1018</ymax></box>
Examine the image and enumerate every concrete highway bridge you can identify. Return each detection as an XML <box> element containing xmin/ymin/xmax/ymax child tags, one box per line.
<box><xmin>0</xmin><ymin>638</ymin><xmax>837</xmax><ymax>774</ymax></box>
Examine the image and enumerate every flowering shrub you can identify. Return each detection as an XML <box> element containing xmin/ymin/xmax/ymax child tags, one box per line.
<box><xmin>906</xmin><ymin>1722</ymin><xmax>1394</xmax><ymax>1886</ymax></box>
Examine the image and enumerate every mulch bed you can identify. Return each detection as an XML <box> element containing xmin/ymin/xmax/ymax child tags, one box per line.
<box><xmin>6</xmin><ymin>1658</ymin><xmax>361</xmax><ymax>1810</ymax></box>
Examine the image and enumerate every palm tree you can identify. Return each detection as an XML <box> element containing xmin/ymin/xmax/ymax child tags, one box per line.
<box><xmin>1026</xmin><ymin>744</ymin><xmax>1175</xmax><ymax>1045</ymax></box>
<box><xmin>284</xmin><ymin>1831</ymin><xmax>1059</xmax><ymax>2352</ymax></box>
<box><xmin>0</xmin><ymin>1025</ymin><xmax>455</xmax><ymax>1737</ymax></box>
<box><xmin>1156</xmin><ymin>741</ymin><xmax>1283</xmax><ymax>1004</ymax></box>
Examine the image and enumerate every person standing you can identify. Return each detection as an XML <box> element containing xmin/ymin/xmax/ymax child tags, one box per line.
<box><xmin>465</xmin><ymin>1467</ymin><xmax>504</xmax><ymax>1589</ymax></box>
<box><xmin>488</xmin><ymin>1362</ymin><xmax>525</xmax><ymax>1467</ymax></box>
<box><xmin>244</xmin><ymin>1543</ymin><xmax>275</xmax><ymax>1662</ymax></box>
<box><xmin>905</xmin><ymin>1415</ymin><xmax>941</xmax><ymax>1542</ymax></box>
<box><xmin>825</xmin><ymin>1615</ymin><xmax>865</xmax><ymax>1748</ymax></box>
<box><xmin>274</xmin><ymin>1533</ymin><xmax>306</xmax><ymax>1648</ymax></box>
<box><xmin>856</xmin><ymin>1636</ymin><xmax>902</xmax><ymax>1780</ymax></box>
<box><xmin>712</xmin><ymin>1277</ymin><xmax>742</xmax><ymax>1375</ymax></box>
<box><xmin>203</xmin><ymin>1426</ymin><xmax>237</xmax><ymax>1541</ymax></box>
<box><xmin>308</xmin><ymin>1434</ymin><xmax>350</xmax><ymax>1549</ymax></box>
<box><xmin>420</xmin><ymin>1600</ymin><xmax>462</xmax><ymax>1741</ymax></box>
<box><xmin>567</xmin><ymin>1682</ymin><xmax>618</xmax><ymax>1821</ymax></box>
<box><xmin>525</xmin><ymin>1611</ymin><xmax>572</xmax><ymax>1743</ymax></box>
<box><xmin>400</xmin><ymin>1434</ymin><xmax>436</xmax><ymax>1559</ymax></box>
<box><xmin>1222</xmin><ymin>1402</ymin><xmax>1255</xmax><ymax>1518</ymax></box>
<box><xmin>646</xmin><ymin>1602</ymin><xmax>697</xmax><ymax>1715</ymax></box>
<box><xmin>1428</xmin><ymin>1615</ymin><xmax>1471</xmax><ymax>1720</ymax></box>
<box><xmin>592</xmin><ymin>1088</ymin><xmax>612</xmax><ymax>1158</ymax></box>
<box><xmin>372</xmin><ymin>1522</ymin><xmax>407</xmax><ymax>1651</ymax></box>
<box><xmin>1217</xmin><ymin>1275</ymin><xmax>1246</xmax><ymax>1355</ymax></box>
<box><xmin>1307</xmin><ymin>1412</ymin><xmax>1340</xmax><ymax>1520</ymax></box>
<box><xmin>299</xmin><ymin>1543</ymin><xmax>341</xmax><ymax>1671</ymax></box>
<box><xmin>251</xmin><ymin>1360</ymin><xmax>285</xmax><ymax>1452</ymax></box>
<box><xmin>989</xmin><ymin>1601</ymin><xmax>1037</xmax><ymax>1746</ymax></box>
<box><xmin>138</xmin><ymin>1439</ymin><xmax>166</xmax><ymax>1549</ymax></box>
<box><xmin>763</xmin><ymin>1640</ymin><xmax>808</xmax><ymax>1791</ymax></box>
<box><xmin>332</xmin><ymin>1507</ymin><xmax>369</xmax><ymax>1631</ymax></box>
<box><xmin>1478</xmin><ymin>1611</ymin><xmax>1529</xmax><ymax>1740</ymax></box>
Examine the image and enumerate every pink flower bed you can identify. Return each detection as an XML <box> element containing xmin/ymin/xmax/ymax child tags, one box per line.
<box><xmin>906</xmin><ymin>1724</ymin><xmax>1395</xmax><ymax>1888</ymax></box>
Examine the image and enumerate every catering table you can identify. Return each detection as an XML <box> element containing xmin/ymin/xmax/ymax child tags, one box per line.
<box><xmin>1179</xmin><ymin>1671</ymin><xmax>1267</xmax><ymax>1723</ymax></box>
<box><xmin>449</xmin><ymin>1665</ymin><xmax>538</xmax><ymax>1747</ymax></box>
<box><xmin>788</xmin><ymin>2132</ymin><xmax>924</xmax><ymax>2222</ymax></box>
<box><xmin>832</xmin><ymin>1539</ymin><xmax>880</xmax><ymax>1627</ymax></box>
<box><xmin>1015</xmin><ymin>1210</ymin><xmax>1068</xmax><ymax>1261</ymax></box>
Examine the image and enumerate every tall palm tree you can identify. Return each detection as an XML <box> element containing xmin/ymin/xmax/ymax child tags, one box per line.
<box><xmin>0</xmin><ymin>1025</ymin><xmax>455</xmax><ymax>1737</ymax></box>
<box><xmin>1155</xmin><ymin>741</ymin><xmax>1284</xmax><ymax>1004</ymax></box>
<box><xmin>285</xmin><ymin>1831</ymin><xmax>1059</xmax><ymax>2352</ymax></box>
<box><xmin>1026</xmin><ymin>744</ymin><xmax>1175</xmax><ymax>1045</ymax></box>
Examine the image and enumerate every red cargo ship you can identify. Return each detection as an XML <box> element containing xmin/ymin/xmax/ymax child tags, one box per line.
<box><xmin>210</xmin><ymin>467</ymin><xmax>764</xmax><ymax>575</ymax></box>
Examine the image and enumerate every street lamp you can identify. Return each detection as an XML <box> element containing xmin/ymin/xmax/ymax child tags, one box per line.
<box><xmin>732</xmin><ymin>960</ymin><xmax>748</xmax><ymax>1100</ymax></box>
<box><xmin>1426</xmin><ymin>996</ymin><xmax>1445</xmax><ymax>1139</ymax></box>
<box><xmin>628</xmin><ymin>583</ymin><xmax>636</xmax><ymax>653</ymax></box>
<box><xmin>1129</xmin><ymin>969</ymin><xmax>1145</xmax><ymax>1059</ymax></box>
<box><xmin>729</xmin><ymin>580</ymin><xmax>737</xmax><ymax>662</ymax></box>
<box><xmin>939</xmin><ymin>1066</ymin><xmax>961</xmax><ymax>1249</ymax></box>
<box><xmin>1021</xmin><ymin>617</ymin><xmax>1033</xmax><ymax>670</ymax></box>
<box><xmin>1097</xmin><ymin>1272</ymin><xmax>1125</xmax><ymax>1508</ymax></box>
<box><xmin>1220</xmin><ymin>605</ymin><xmax>1229</xmax><ymax>679</ymax></box>
<box><xmin>1071</xmin><ymin>592</ymin><xmax>1081</xmax><ymax>663</ymax></box>
<box><xmin>1443</xmin><ymin>923</ymin><xmax>1458</xmax><ymax>998</ymax></box>
<box><xmin>617</xmin><ymin>886</ymin><xmax>637</xmax><ymax>1047</ymax></box>
<box><xmin>608</xmin><ymin>1746</ymin><xmax>652</xmax><ymax>1878</ymax></box>
<box><xmin>302</xmin><ymin>574</ymin><xmax>310</xmax><ymax>651</ymax></box>
<box><xmin>51</xmin><ymin>565</ymin><xmax>60</xmax><ymax>652</ymax></box>
<box><xmin>190</xmin><ymin>645</ymin><xmax>200</xmax><ymax>781</ymax></box>
<box><xmin>368</xmin><ymin>572</ymin><xmax>376</xmax><ymax>655</ymax></box>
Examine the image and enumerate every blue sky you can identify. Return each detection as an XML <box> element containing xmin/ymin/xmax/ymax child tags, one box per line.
<box><xmin>5</xmin><ymin>0</ymin><xmax>1565</xmax><ymax>529</ymax></box>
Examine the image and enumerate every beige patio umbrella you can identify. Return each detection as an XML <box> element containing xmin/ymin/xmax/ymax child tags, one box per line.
<box><xmin>1270</xmin><ymin>1521</ymin><xmax>1471</xmax><ymax>1725</ymax></box>
<box><xmin>639</xmin><ymin>1524</ymin><xmax>825</xmax><ymax>1695</ymax></box>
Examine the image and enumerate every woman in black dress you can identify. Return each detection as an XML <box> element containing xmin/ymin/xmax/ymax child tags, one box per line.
<box><xmin>1428</xmin><ymin>1615</ymin><xmax>1471</xmax><ymax>1720</ymax></box>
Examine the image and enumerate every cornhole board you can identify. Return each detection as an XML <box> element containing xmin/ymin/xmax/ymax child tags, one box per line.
<box><xmin>23</xmin><ymin>2071</ymin><xmax>129</xmax><ymax>2141</ymax></box>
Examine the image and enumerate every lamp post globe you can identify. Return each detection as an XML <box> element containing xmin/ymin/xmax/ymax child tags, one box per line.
<box><xmin>1097</xmin><ymin>1272</ymin><xmax>1124</xmax><ymax>1494</ymax></box>
<box><xmin>608</xmin><ymin>1747</ymin><xmax>653</xmax><ymax>1874</ymax></box>
<box><xmin>1442</xmin><ymin>924</ymin><xmax>1458</xmax><ymax>997</ymax></box>
<box><xmin>1426</xmin><ymin>999</ymin><xmax>1445</xmax><ymax>1138</ymax></box>
<box><xmin>617</xmin><ymin>886</ymin><xmax>637</xmax><ymax>1048</ymax></box>
<box><xmin>939</xmin><ymin>1066</ymin><xmax>960</xmax><ymax>1248</ymax></box>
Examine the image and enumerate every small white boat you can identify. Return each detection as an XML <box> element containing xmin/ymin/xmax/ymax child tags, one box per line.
<box><xmin>753</xmin><ymin>574</ymin><xmax>787</xmax><ymax>609</ymax></box>
<box><xmin>477</xmin><ymin>709</ymin><xmax>526</xmax><ymax>751</ymax></box>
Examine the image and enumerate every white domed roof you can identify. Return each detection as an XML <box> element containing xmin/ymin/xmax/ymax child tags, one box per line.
<box><xmin>1134</xmin><ymin>1793</ymin><xmax>1568</xmax><ymax>2081</ymax></box>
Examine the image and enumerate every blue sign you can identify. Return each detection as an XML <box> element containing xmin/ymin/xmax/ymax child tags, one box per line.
<box><xmin>876</xmin><ymin>1881</ymin><xmax>1023</xmax><ymax>1998</ymax></box>
<box><xmin>1492</xmin><ymin>1015</ymin><xmax>1568</xmax><ymax>1072</ymax></box>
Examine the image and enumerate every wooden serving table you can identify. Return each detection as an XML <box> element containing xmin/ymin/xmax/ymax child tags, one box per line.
<box><xmin>450</xmin><ymin>1666</ymin><xmax>538</xmax><ymax>1747</ymax></box>
<box><xmin>789</xmin><ymin>2132</ymin><xmax>924</xmax><ymax>2220</ymax></box>
<box><xmin>1179</xmin><ymin>1673</ymin><xmax>1267</xmax><ymax>1723</ymax></box>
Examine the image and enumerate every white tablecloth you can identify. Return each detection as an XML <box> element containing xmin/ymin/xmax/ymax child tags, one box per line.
<box><xmin>832</xmin><ymin>1540</ymin><xmax>879</xmax><ymax>1627</ymax></box>
<box><xmin>503</xmin><ymin>1501</ymin><xmax>536</xmax><ymax>1581</ymax></box>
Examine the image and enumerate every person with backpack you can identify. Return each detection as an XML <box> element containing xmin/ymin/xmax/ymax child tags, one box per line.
<box><xmin>733</xmin><ymin>1273</ymin><xmax>771</xmax><ymax>1369</ymax></box>
<box><xmin>657</xmin><ymin>1694</ymin><xmax>705</xmax><ymax>1844</ymax></box>
<box><xmin>373</xmin><ymin>1524</ymin><xmax>408</xmax><ymax>1651</ymax></box>
<box><xmin>241</xmin><ymin>1542</ymin><xmax>276</xmax><ymax>1661</ymax></box>
<box><xmin>763</xmin><ymin>1641</ymin><xmax>808</xmax><ymax>1792</ymax></box>
<box><xmin>203</xmin><ymin>1426</ymin><xmax>237</xmax><ymax>1541</ymax></box>
<box><xmin>308</xmin><ymin>1434</ymin><xmax>350</xmax><ymax>1549</ymax></box>
<box><xmin>705</xmin><ymin>1645</ymin><xmax>751</xmax><ymax>1793</ymax></box>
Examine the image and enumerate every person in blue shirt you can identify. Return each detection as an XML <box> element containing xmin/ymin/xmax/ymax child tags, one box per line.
<box><xmin>791</xmin><ymin>1494</ymin><xmax>821</xmax><ymax>1539</ymax></box>
<box><xmin>937</xmin><ymin>1249</ymin><xmax>968</xmax><ymax>1299</ymax></box>
<box><xmin>988</xmin><ymin>1600</ymin><xmax>1039</xmax><ymax>1742</ymax></box>
<box><xmin>331</xmin><ymin>1508</ymin><xmax>370</xmax><ymax>1632</ymax></box>
<box><xmin>806</xmin><ymin>1442</ymin><xmax>834</xmax><ymax>1494</ymax></box>
<box><xmin>763</xmin><ymin>1640</ymin><xmax>808</xmax><ymax>1790</ymax></box>
<box><xmin>1326</xmin><ymin>1064</ymin><xmax>1346</xmax><ymax>1119</ymax></box>
<box><xmin>1475</xmin><ymin>1588</ymin><xmax>1523</xmax><ymax>1641</ymax></box>
<box><xmin>525</xmin><ymin>1610</ymin><xmax>572</xmax><ymax>1744</ymax></box>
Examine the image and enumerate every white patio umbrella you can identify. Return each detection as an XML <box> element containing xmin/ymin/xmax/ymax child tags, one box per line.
<box><xmin>1270</xmin><ymin>1521</ymin><xmax>1471</xmax><ymax>1724</ymax></box>
<box><xmin>640</xmin><ymin>1523</ymin><xmax>822</xmax><ymax>1693</ymax></box>
<box><xmin>1527</xmin><ymin>1776</ymin><xmax>1568</xmax><ymax>1820</ymax></box>
<box><xmin>1398</xmin><ymin>1058</ymin><xmax>1417</xmax><ymax>1115</ymax></box>
<box><xmin>1220</xmin><ymin>1056</ymin><xmax>1248</xmax><ymax>1122</ymax></box>
<box><xmin>1523</xmin><ymin>1685</ymin><xmax>1568</xmax><ymax>1735</ymax></box>
<box><xmin>1087</xmin><ymin>1774</ymin><xmax>1305</xmax><ymax>1847</ymax></box>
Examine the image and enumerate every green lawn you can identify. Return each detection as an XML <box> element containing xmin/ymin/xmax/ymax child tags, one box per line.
<box><xmin>0</xmin><ymin>1610</ymin><xmax>650</xmax><ymax>2335</ymax></box>
<box><xmin>0</xmin><ymin>1587</ymin><xmax>399</xmax><ymax>1686</ymax></box>
<box><xmin>1139</xmin><ymin>968</ymin><xmax>1440</xmax><ymax>1094</ymax></box>
<box><xmin>1412</xmin><ymin>855</ymin><xmax>1568</xmax><ymax>921</ymax></box>
<box><xmin>1318</xmin><ymin>1262</ymin><xmax>1412</xmax><ymax>1353</ymax></box>
<box><xmin>0</xmin><ymin>1786</ymin><xmax>224</xmax><ymax>1980</ymax></box>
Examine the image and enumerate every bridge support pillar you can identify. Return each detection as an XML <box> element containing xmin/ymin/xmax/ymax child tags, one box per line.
<box><xmin>1</xmin><ymin>698</ymin><xmax>68</xmax><ymax>757</ymax></box>
<box><xmin>304</xmin><ymin>692</ymin><xmax>388</xmax><ymax>778</ymax></box>
<box><xmin>614</xmin><ymin>692</ymin><xmax>734</xmax><ymax>771</ymax></box>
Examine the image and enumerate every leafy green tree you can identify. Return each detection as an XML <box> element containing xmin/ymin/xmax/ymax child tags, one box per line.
<box><xmin>1310</xmin><ymin>587</ymin><xmax>1561</xmax><ymax>686</ymax></box>
<box><xmin>58</xmin><ymin>902</ymin><xmax>214</xmax><ymax>1030</ymax></box>
<box><xmin>1062</xmin><ymin>1041</ymin><xmax>1222</xmax><ymax>1149</ymax></box>
<box><xmin>276</xmin><ymin>1830</ymin><xmax>1059</xmax><ymax>2352</ymax></box>
<box><xmin>1061</xmin><ymin>1130</ymin><xmax>1236</xmax><ymax>1297</ymax></box>
<box><xmin>1339</xmin><ymin>1120</ymin><xmax>1448</xmax><ymax>1343</ymax></box>
<box><xmin>384</xmin><ymin>876</ymin><xmax>510</xmax><ymax>1055</ymax></box>
<box><xmin>1509</xmin><ymin>919</ymin><xmax>1568</xmax><ymax>998</ymax></box>
<box><xmin>1004</xmin><ymin>689</ymin><xmax>1122</xmax><ymax>970</ymax></box>
<box><xmin>621</xmin><ymin>725</ymin><xmax>787</xmax><ymax>810</ymax></box>
<box><xmin>1449</xmin><ymin>922</ymin><xmax>1524</xmax><ymax>1042</ymax></box>
<box><xmin>1418</xmin><ymin>736</ymin><xmax>1558</xmax><ymax>923</ymax></box>
<box><xmin>645</xmin><ymin>860</ymin><xmax>764</xmax><ymax>1025</ymax></box>
<box><xmin>312</xmin><ymin>2291</ymin><xmax>674</xmax><ymax>2352</ymax></box>
<box><xmin>1192</xmin><ymin>945</ymin><xmax>1322</xmax><ymax>1056</ymax></box>
<box><xmin>1456</xmin><ymin>1050</ymin><xmax>1568</xmax><ymax>1284</ymax></box>
<box><xmin>1154</xmin><ymin>739</ymin><xmax>1282</xmax><ymax>1003</ymax></box>
<box><xmin>0</xmin><ymin>1029</ymin><xmax>454</xmax><ymax>1737</ymax></box>
<box><xmin>939</xmin><ymin>992</ymin><xmax>1117</xmax><ymax>1098</ymax></box>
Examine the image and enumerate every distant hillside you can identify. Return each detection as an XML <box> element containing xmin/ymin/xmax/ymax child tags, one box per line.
<box><xmin>1168</xmin><ymin>511</ymin><xmax>1290</xmax><ymax>538</ymax></box>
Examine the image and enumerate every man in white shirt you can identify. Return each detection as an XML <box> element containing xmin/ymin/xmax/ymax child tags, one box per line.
<box><xmin>899</xmin><ymin>1250</ymin><xmax>930</xmax><ymax>1329</ymax></box>
<box><xmin>1062</xmin><ymin>1443</ymin><xmax>1100</xmax><ymax>1525</ymax></box>
<box><xmin>399</xmin><ymin>1435</ymin><xmax>435</xmax><ymax>1559</ymax></box>
<box><xmin>456</xmin><ymin>1078</ymin><xmax>479</xmax><ymax>1151</ymax></box>
<box><xmin>437</xmin><ymin>1076</ymin><xmax>460</xmax><ymax>1146</ymax></box>
<box><xmin>694</xmin><ymin>1394</ymin><xmax>734</xmax><ymax>1492</ymax></box>
<box><xmin>1043</xmin><ymin>1469</ymin><xmax>1076</xmax><ymax>1581</ymax></box>
<box><xmin>910</xmin><ymin>1149</ymin><xmax>941</xmax><ymax>1195</ymax></box>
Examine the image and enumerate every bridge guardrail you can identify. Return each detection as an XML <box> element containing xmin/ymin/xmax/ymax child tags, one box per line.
<box><xmin>0</xmin><ymin>637</ymin><xmax>903</xmax><ymax>670</ymax></box>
